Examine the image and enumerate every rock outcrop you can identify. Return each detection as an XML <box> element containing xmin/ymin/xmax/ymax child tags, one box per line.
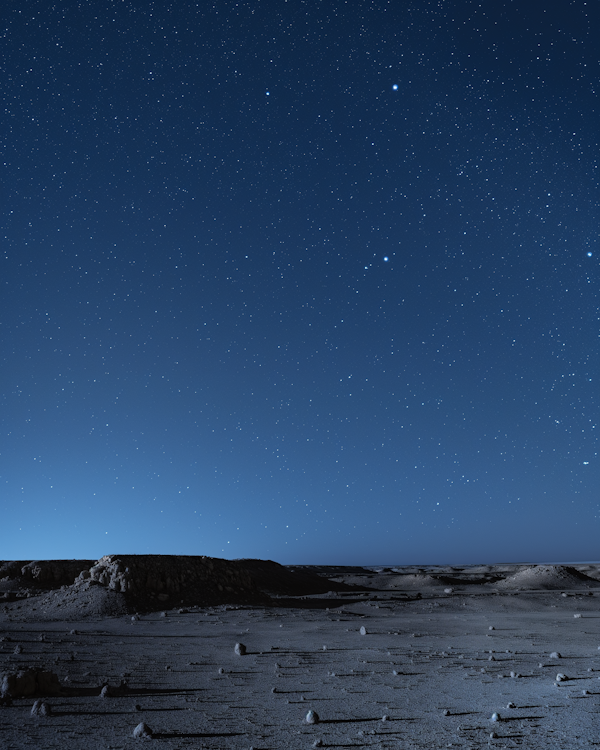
<box><xmin>84</xmin><ymin>554</ymin><xmax>270</xmax><ymax>608</ymax></box>
<box><xmin>1</xmin><ymin>669</ymin><xmax>62</xmax><ymax>699</ymax></box>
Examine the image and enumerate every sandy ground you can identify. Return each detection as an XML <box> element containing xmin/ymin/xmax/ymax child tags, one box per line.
<box><xmin>2</xmin><ymin>561</ymin><xmax>600</xmax><ymax>749</ymax></box>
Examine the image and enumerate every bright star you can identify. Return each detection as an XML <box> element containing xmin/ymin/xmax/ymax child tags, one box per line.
<box><xmin>383</xmin><ymin>256</ymin><xmax>389</xmax><ymax>262</ymax></box>
<box><xmin>392</xmin><ymin>84</ymin><xmax>398</xmax><ymax>90</ymax></box>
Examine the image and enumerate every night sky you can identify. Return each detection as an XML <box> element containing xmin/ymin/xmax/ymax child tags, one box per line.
<box><xmin>2</xmin><ymin>1</ymin><xmax>598</xmax><ymax>565</ymax></box>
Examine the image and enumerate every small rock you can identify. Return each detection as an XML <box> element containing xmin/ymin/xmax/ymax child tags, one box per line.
<box><xmin>235</xmin><ymin>643</ymin><xmax>246</xmax><ymax>656</ymax></box>
<box><xmin>491</xmin><ymin>712</ymin><xmax>501</xmax><ymax>722</ymax></box>
<box><xmin>556</xmin><ymin>673</ymin><xmax>567</xmax><ymax>682</ymax></box>
<box><xmin>488</xmin><ymin>626</ymin><xmax>495</xmax><ymax>631</ymax></box>
<box><xmin>131</xmin><ymin>616</ymin><xmax>138</xmax><ymax>622</ymax></box>
<box><xmin>574</xmin><ymin>613</ymin><xmax>582</xmax><ymax>618</ymax></box>
<box><xmin>443</xmin><ymin>709</ymin><xmax>450</xmax><ymax>716</ymax></box>
<box><xmin>14</xmin><ymin>645</ymin><xmax>22</xmax><ymax>654</ymax></box>
<box><xmin>133</xmin><ymin>721</ymin><xmax>153</xmax><ymax>738</ymax></box>
<box><xmin>313</xmin><ymin>740</ymin><xmax>323</xmax><ymax>748</ymax></box>
<box><xmin>550</xmin><ymin>652</ymin><xmax>561</xmax><ymax>659</ymax></box>
<box><xmin>490</xmin><ymin>731</ymin><xmax>498</xmax><ymax>738</ymax></box>
<box><xmin>381</xmin><ymin>714</ymin><xmax>389</xmax><ymax>722</ymax></box>
<box><xmin>507</xmin><ymin>702</ymin><xmax>515</xmax><ymax>708</ymax></box>
<box><xmin>360</xmin><ymin>626</ymin><xmax>367</xmax><ymax>635</ymax></box>
<box><xmin>31</xmin><ymin>700</ymin><xmax>50</xmax><ymax>717</ymax></box>
<box><xmin>305</xmin><ymin>709</ymin><xmax>319</xmax><ymax>724</ymax></box>
<box><xmin>100</xmin><ymin>685</ymin><xmax>113</xmax><ymax>698</ymax></box>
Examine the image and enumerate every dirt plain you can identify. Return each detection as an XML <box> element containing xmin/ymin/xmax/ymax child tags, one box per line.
<box><xmin>2</xmin><ymin>557</ymin><xmax>600</xmax><ymax>750</ymax></box>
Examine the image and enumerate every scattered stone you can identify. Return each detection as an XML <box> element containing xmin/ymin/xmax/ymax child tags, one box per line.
<box><xmin>161</xmin><ymin>611</ymin><xmax>167</xmax><ymax>618</ymax></box>
<box><xmin>313</xmin><ymin>739</ymin><xmax>323</xmax><ymax>748</ymax></box>
<box><xmin>360</xmin><ymin>626</ymin><xmax>367</xmax><ymax>635</ymax></box>
<box><xmin>235</xmin><ymin>643</ymin><xmax>246</xmax><ymax>656</ymax></box>
<box><xmin>70</xmin><ymin>629</ymin><xmax>78</xmax><ymax>635</ymax></box>
<box><xmin>490</xmin><ymin>731</ymin><xmax>498</xmax><ymax>738</ymax></box>
<box><xmin>13</xmin><ymin>645</ymin><xmax>22</xmax><ymax>654</ymax></box>
<box><xmin>574</xmin><ymin>613</ymin><xmax>582</xmax><ymax>618</ymax></box>
<box><xmin>305</xmin><ymin>710</ymin><xmax>319</xmax><ymax>724</ymax></box>
<box><xmin>550</xmin><ymin>652</ymin><xmax>561</xmax><ymax>659</ymax></box>
<box><xmin>491</xmin><ymin>712</ymin><xmax>501</xmax><ymax>722</ymax></box>
<box><xmin>444</xmin><ymin>588</ymin><xmax>453</xmax><ymax>594</ymax></box>
<box><xmin>133</xmin><ymin>721</ymin><xmax>153</xmax><ymax>738</ymax></box>
<box><xmin>381</xmin><ymin>714</ymin><xmax>389</xmax><ymax>722</ymax></box>
<box><xmin>31</xmin><ymin>699</ymin><xmax>51</xmax><ymax>716</ymax></box>
<box><xmin>488</xmin><ymin>626</ymin><xmax>495</xmax><ymax>631</ymax></box>
<box><xmin>131</xmin><ymin>616</ymin><xmax>138</xmax><ymax>622</ymax></box>
<box><xmin>556</xmin><ymin>673</ymin><xmax>567</xmax><ymax>682</ymax></box>
<box><xmin>582</xmin><ymin>689</ymin><xmax>589</xmax><ymax>695</ymax></box>
<box><xmin>507</xmin><ymin>702</ymin><xmax>515</xmax><ymax>708</ymax></box>
<box><xmin>100</xmin><ymin>685</ymin><xmax>113</xmax><ymax>698</ymax></box>
<box><xmin>443</xmin><ymin>709</ymin><xmax>450</xmax><ymax>716</ymax></box>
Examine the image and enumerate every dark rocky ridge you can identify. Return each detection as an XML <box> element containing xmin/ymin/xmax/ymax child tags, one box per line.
<box><xmin>0</xmin><ymin>555</ymin><xmax>353</xmax><ymax>619</ymax></box>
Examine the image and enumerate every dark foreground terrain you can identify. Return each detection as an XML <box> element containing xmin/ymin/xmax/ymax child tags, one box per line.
<box><xmin>2</xmin><ymin>557</ymin><xmax>600</xmax><ymax>749</ymax></box>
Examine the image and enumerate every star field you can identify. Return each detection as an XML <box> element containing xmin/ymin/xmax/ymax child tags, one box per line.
<box><xmin>1</xmin><ymin>0</ymin><xmax>598</xmax><ymax>564</ymax></box>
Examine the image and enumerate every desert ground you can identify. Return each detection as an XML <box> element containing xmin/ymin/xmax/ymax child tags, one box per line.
<box><xmin>2</xmin><ymin>556</ymin><xmax>600</xmax><ymax>749</ymax></box>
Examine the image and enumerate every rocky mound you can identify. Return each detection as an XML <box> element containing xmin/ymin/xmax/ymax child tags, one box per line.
<box><xmin>1</xmin><ymin>669</ymin><xmax>63</xmax><ymax>699</ymax></box>
<box><xmin>497</xmin><ymin>565</ymin><xmax>600</xmax><ymax>590</ymax></box>
<box><xmin>0</xmin><ymin>560</ymin><xmax>94</xmax><ymax>598</ymax></box>
<box><xmin>1</xmin><ymin>555</ymin><xmax>354</xmax><ymax>620</ymax></box>
<box><xmin>84</xmin><ymin>554</ymin><xmax>271</xmax><ymax>609</ymax></box>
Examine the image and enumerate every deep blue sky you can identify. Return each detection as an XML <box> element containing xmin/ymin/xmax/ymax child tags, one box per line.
<box><xmin>2</xmin><ymin>0</ymin><xmax>598</xmax><ymax>565</ymax></box>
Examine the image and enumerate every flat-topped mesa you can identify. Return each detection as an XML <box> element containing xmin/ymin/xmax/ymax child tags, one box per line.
<box><xmin>83</xmin><ymin>554</ymin><xmax>270</xmax><ymax>608</ymax></box>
